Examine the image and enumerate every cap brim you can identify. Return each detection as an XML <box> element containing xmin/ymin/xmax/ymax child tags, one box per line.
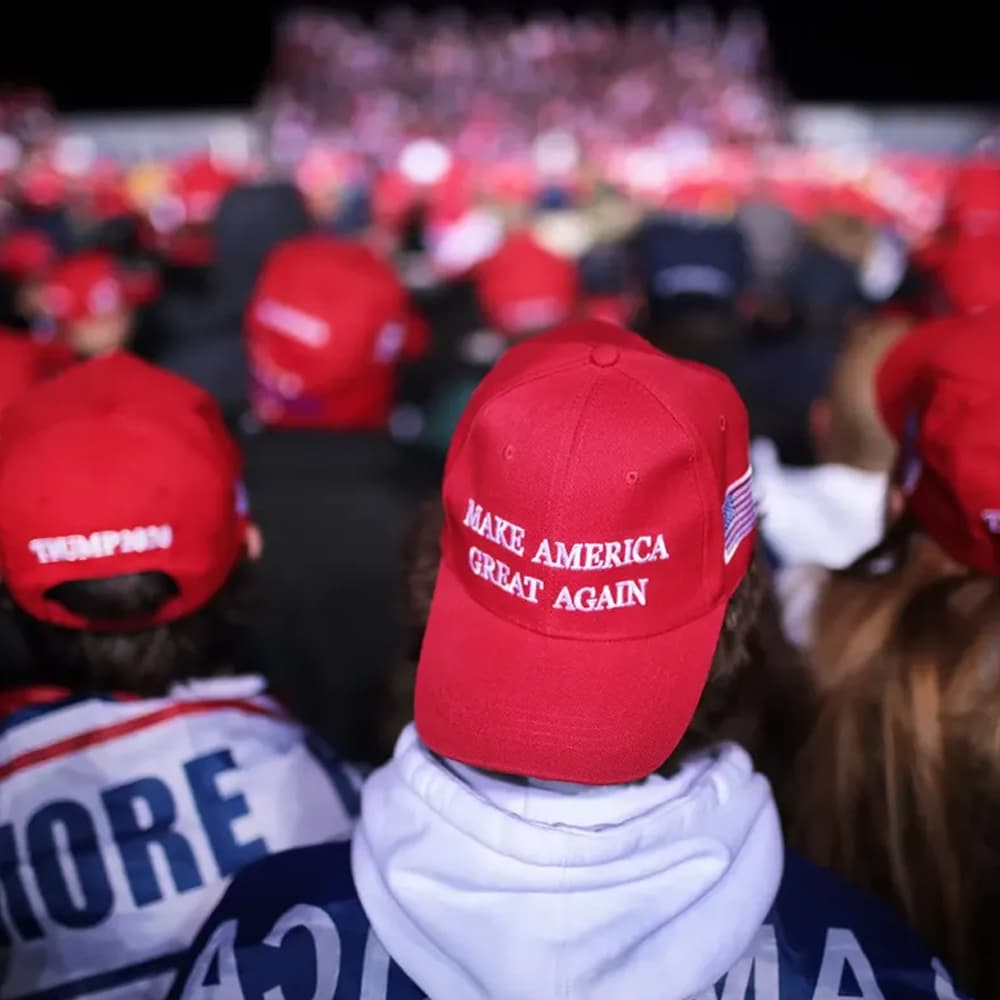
<box><xmin>414</xmin><ymin>560</ymin><xmax>728</xmax><ymax>786</ymax></box>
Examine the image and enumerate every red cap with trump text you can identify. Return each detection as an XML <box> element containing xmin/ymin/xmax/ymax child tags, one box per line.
<box><xmin>0</xmin><ymin>354</ymin><xmax>247</xmax><ymax>630</ymax></box>
<box><xmin>415</xmin><ymin>320</ymin><xmax>756</xmax><ymax>785</ymax></box>
<box><xmin>878</xmin><ymin>307</ymin><xmax>1000</xmax><ymax>575</ymax></box>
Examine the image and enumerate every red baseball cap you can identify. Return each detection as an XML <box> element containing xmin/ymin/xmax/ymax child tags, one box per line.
<box><xmin>171</xmin><ymin>153</ymin><xmax>241</xmax><ymax>225</ymax></box>
<box><xmin>415</xmin><ymin>320</ymin><xmax>756</xmax><ymax>785</ymax></box>
<box><xmin>475</xmin><ymin>232</ymin><xmax>581</xmax><ymax>338</ymax></box>
<box><xmin>945</xmin><ymin>158</ymin><xmax>1000</xmax><ymax>236</ymax></box>
<box><xmin>0</xmin><ymin>354</ymin><xmax>247</xmax><ymax>630</ymax></box>
<box><xmin>931</xmin><ymin>230</ymin><xmax>1000</xmax><ymax>314</ymax></box>
<box><xmin>42</xmin><ymin>251</ymin><xmax>130</xmax><ymax>325</ymax></box>
<box><xmin>247</xmin><ymin>235</ymin><xmax>426</xmax><ymax>429</ymax></box>
<box><xmin>0</xmin><ymin>229</ymin><xmax>58</xmax><ymax>282</ymax></box>
<box><xmin>877</xmin><ymin>307</ymin><xmax>1000</xmax><ymax>575</ymax></box>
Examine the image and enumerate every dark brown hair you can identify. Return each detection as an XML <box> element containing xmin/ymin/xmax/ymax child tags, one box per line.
<box><xmin>380</xmin><ymin>499</ymin><xmax>813</xmax><ymax>810</ymax></box>
<box><xmin>2</xmin><ymin>557</ymin><xmax>256</xmax><ymax>697</ymax></box>
<box><xmin>788</xmin><ymin>517</ymin><xmax>1000</xmax><ymax>996</ymax></box>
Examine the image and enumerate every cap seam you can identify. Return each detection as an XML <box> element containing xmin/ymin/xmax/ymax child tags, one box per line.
<box><xmin>537</xmin><ymin>375</ymin><xmax>604</xmax><ymax>652</ymax></box>
<box><xmin>444</xmin><ymin>355</ymin><xmax>596</xmax><ymax>475</ymax></box>
<box><xmin>617</xmin><ymin>366</ymin><xmax>718</xmax><ymax>601</ymax></box>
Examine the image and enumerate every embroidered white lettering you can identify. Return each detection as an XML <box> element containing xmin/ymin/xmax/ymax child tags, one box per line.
<box><xmin>468</xmin><ymin>546</ymin><xmax>544</xmax><ymax>605</ymax></box>
<box><xmin>463</xmin><ymin>498</ymin><xmax>527</xmax><ymax>557</ymax></box>
<box><xmin>553</xmin><ymin>578</ymin><xmax>650</xmax><ymax>612</ymax></box>
<box><xmin>533</xmin><ymin>535</ymin><xmax>669</xmax><ymax>571</ymax></box>
<box><xmin>584</xmin><ymin>542</ymin><xmax>605</xmax><ymax>570</ymax></box>
<box><xmin>27</xmin><ymin>525</ymin><xmax>175</xmax><ymax>566</ymax></box>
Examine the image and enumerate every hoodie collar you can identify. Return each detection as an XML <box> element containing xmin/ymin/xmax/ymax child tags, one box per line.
<box><xmin>352</xmin><ymin>724</ymin><xmax>783</xmax><ymax>1000</ymax></box>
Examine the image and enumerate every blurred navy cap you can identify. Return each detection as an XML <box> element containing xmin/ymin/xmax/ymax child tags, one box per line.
<box><xmin>579</xmin><ymin>242</ymin><xmax>630</xmax><ymax>295</ymax></box>
<box><xmin>635</xmin><ymin>216</ymin><xmax>749</xmax><ymax>305</ymax></box>
<box><xmin>535</xmin><ymin>185</ymin><xmax>576</xmax><ymax>212</ymax></box>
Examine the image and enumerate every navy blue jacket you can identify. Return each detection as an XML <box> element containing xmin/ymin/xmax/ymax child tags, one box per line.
<box><xmin>167</xmin><ymin>841</ymin><xmax>966</xmax><ymax>999</ymax></box>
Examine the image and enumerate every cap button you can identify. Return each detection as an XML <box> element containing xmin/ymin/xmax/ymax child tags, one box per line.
<box><xmin>590</xmin><ymin>343</ymin><xmax>620</xmax><ymax>367</ymax></box>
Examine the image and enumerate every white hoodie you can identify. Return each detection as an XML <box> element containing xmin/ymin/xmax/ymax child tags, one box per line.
<box><xmin>752</xmin><ymin>438</ymin><xmax>887</xmax><ymax>571</ymax></box>
<box><xmin>352</xmin><ymin>725</ymin><xmax>783</xmax><ymax>1000</ymax></box>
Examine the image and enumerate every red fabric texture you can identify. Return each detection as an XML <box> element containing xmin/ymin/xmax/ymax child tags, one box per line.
<box><xmin>0</xmin><ymin>229</ymin><xmax>58</xmax><ymax>281</ymax></box>
<box><xmin>931</xmin><ymin>230</ymin><xmax>1000</xmax><ymax>314</ymax></box>
<box><xmin>0</xmin><ymin>331</ymin><xmax>72</xmax><ymax>417</ymax></box>
<box><xmin>945</xmin><ymin>158</ymin><xmax>1000</xmax><ymax>236</ymax></box>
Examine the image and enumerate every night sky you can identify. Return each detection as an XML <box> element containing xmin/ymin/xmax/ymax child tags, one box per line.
<box><xmin>0</xmin><ymin>2</ymin><xmax>996</xmax><ymax>112</ymax></box>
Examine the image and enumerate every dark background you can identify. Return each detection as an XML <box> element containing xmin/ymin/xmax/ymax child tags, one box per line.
<box><xmin>0</xmin><ymin>2</ymin><xmax>996</xmax><ymax>111</ymax></box>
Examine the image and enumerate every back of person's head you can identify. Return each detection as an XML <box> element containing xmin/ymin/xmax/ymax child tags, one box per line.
<box><xmin>736</xmin><ymin>197</ymin><xmax>802</xmax><ymax>296</ymax></box>
<box><xmin>408</xmin><ymin>319</ymin><xmax>787</xmax><ymax>785</ymax></box>
<box><xmin>0</xmin><ymin>353</ymin><xmax>253</xmax><ymax>696</ymax></box>
<box><xmin>246</xmin><ymin>234</ymin><xmax>427</xmax><ymax>430</ymax></box>
<box><xmin>633</xmin><ymin>216</ymin><xmax>749</xmax><ymax>367</ymax></box>
<box><xmin>642</xmin><ymin>291</ymin><xmax>744</xmax><ymax>363</ymax></box>
<box><xmin>358</xmin><ymin>321</ymin><xmax>811</xmax><ymax>999</ymax></box>
<box><xmin>211</xmin><ymin>180</ymin><xmax>311</xmax><ymax>296</ymax></box>
<box><xmin>790</xmin><ymin>307</ymin><xmax>1000</xmax><ymax>995</ymax></box>
<box><xmin>809</xmin><ymin>311</ymin><xmax>911</xmax><ymax>471</ymax></box>
<box><xmin>634</xmin><ymin>216</ymin><xmax>748</xmax><ymax>314</ymax></box>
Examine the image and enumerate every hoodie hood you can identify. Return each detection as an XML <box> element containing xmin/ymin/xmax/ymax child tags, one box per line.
<box><xmin>352</xmin><ymin>724</ymin><xmax>783</xmax><ymax>1000</ymax></box>
<box><xmin>752</xmin><ymin>437</ymin><xmax>888</xmax><ymax>570</ymax></box>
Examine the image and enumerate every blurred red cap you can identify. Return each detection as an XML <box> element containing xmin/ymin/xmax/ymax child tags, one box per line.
<box><xmin>0</xmin><ymin>353</ymin><xmax>246</xmax><ymax>630</ymax></box>
<box><xmin>475</xmin><ymin>233</ymin><xmax>581</xmax><ymax>338</ymax></box>
<box><xmin>0</xmin><ymin>330</ymin><xmax>72</xmax><ymax>418</ymax></box>
<box><xmin>945</xmin><ymin>158</ymin><xmax>1000</xmax><ymax>236</ymax></box>
<box><xmin>878</xmin><ymin>307</ymin><xmax>1000</xmax><ymax>574</ymax></box>
<box><xmin>247</xmin><ymin>235</ymin><xmax>425</xmax><ymax>429</ymax></box>
<box><xmin>171</xmin><ymin>154</ymin><xmax>241</xmax><ymax>226</ymax></box>
<box><xmin>933</xmin><ymin>230</ymin><xmax>1000</xmax><ymax>315</ymax></box>
<box><xmin>42</xmin><ymin>251</ymin><xmax>131</xmax><ymax>325</ymax></box>
<box><xmin>0</xmin><ymin>229</ymin><xmax>57</xmax><ymax>282</ymax></box>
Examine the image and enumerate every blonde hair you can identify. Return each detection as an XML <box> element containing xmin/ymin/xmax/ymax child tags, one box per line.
<box><xmin>815</xmin><ymin>313</ymin><xmax>911</xmax><ymax>471</ymax></box>
<box><xmin>789</xmin><ymin>518</ymin><xmax>1000</xmax><ymax>996</ymax></box>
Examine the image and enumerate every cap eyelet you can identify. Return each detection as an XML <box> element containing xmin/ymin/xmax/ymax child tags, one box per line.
<box><xmin>719</xmin><ymin>416</ymin><xmax>727</xmax><ymax>430</ymax></box>
<box><xmin>504</xmin><ymin>444</ymin><xmax>516</xmax><ymax>460</ymax></box>
<box><xmin>626</xmin><ymin>470</ymin><xmax>640</xmax><ymax>485</ymax></box>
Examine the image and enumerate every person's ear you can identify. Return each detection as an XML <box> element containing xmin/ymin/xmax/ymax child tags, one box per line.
<box><xmin>809</xmin><ymin>398</ymin><xmax>832</xmax><ymax>460</ymax></box>
<box><xmin>245</xmin><ymin>522</ymin><xmax>263</xmax><ymax>562</ymax></box>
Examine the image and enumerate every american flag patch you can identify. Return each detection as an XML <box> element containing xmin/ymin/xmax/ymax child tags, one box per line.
<box><xmin>722</xmin><ymin>466</ymin><xmax>756</xmax><ymax>564</ymax></box>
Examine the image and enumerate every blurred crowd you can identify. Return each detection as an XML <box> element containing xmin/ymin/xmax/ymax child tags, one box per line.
<box><xmin>262</xmin><ymin>6</ymin><xmax>782</xmax><ymax>167</ymax></box>
<box><xmin>2</xmin><ymin>10</ymin><xmax>1000</xmax><ymax>1000</ymax></box>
